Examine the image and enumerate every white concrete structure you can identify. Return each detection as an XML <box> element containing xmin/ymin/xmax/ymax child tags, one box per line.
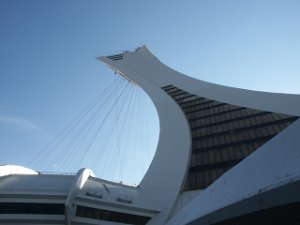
<box><xmin>1</xmin><ymin>46</ymin><xmax>299</xmax><ymax>225</ymax></box>
<box><xmin>0</xmin><ymin>165</ymin><xmax>38</xmax><ymax>176</ymax></box>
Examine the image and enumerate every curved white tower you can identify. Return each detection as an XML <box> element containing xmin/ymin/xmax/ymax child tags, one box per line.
<box><xmin>0</xmin><ymin>46</ymin><xmax>300</xmax><ymax>225</ymax></box>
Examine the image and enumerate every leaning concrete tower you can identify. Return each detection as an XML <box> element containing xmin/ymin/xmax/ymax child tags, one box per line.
<box><xmin>1</xmin><ymin>46</ymin><xmax>300</xmax><ymax>225</ymax></box>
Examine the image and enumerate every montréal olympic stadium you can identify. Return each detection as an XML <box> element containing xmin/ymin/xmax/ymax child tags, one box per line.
<box><xmin>1</xmin><ymin>46</ymin><xmax>300</xmax><ymax>225</ymax></box>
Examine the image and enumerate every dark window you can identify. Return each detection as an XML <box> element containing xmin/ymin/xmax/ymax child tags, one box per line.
<box><xmin>0</xmin><ymin>203</ymin><xmax>64</xmax><ymax>215</ymax></box>
<box><xmin>162</xmin><ymin>85</ymin><xmax>299</xmax><ymax>190</ymax></box>
<box><xmin>76</xmin><ymin>205</ymin><xmax>151</xmax><ymax>225</ymax></box>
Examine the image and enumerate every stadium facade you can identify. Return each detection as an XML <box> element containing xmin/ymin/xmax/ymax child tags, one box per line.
<box><xmin>1</xmin><ymin>46</ymin><xmax>300</xmax><ymax>225</ymax></box>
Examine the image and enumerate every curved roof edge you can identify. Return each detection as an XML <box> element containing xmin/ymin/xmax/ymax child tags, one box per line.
<box><xmin>0</xmin><ymin>165</ymin><xmax>38</xmax><ymax>176</ymax></box>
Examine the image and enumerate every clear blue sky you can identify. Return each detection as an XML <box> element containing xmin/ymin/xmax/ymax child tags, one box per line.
<box><xmin>1</xmin><ymin>0</ymin><xmax>300</xmax><ymax>184</ymax></box>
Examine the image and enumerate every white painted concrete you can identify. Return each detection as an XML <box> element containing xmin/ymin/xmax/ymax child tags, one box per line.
<box><xmin>0</xmin><ymin>165</ymin><xmax>38</xmax><ymax>176</ymax></box>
